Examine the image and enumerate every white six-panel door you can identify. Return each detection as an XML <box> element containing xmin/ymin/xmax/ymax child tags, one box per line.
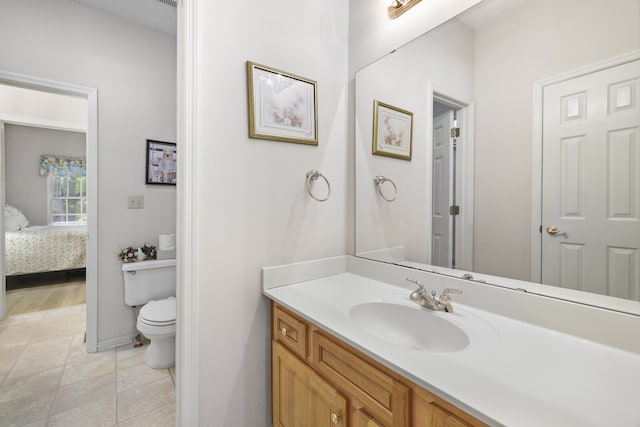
<box><xmin>432</xmin><ymin>111</ymin><xmax>454</xmax><ymax>267</ymax></box>
<box><xmin>542</xmin><ymin>60</ymin><xmax>640</xmax><ymax>300</ymax></box>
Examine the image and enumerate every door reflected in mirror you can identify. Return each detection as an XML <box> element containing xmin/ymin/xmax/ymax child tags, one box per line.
<box><xmin>354</xmin><ymin>0</ymin><xmax>640</xmax><ymax>311</ymax></box>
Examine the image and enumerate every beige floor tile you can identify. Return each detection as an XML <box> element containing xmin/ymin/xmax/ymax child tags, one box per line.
<box><xmin>29</xmin><ymin>323</ymin><xmax>80</xmax><ymax>342</ymax></box>
<box><xmin>71</xmin><ymin>332</ymin><xmax>86</xmax><ymax>348</ymax></box>
<box><xmin>75</xmin><ymin>321</ymin><xmax>87</xmax><ymax>334</ymax></box>
<box><xmin>0</xmin><ymin>364</ymin><xmax>14</xmax><ymax>384</ymax></box>
<box><xmin>0</xmin><ymin>345</ymin><xmax>26</xmax><ymax>383</ymax></box>
<box><xmin>61</xmin><ymin>355</ymin><xmax>116</xmax><ymax>386</ymax></box>
<box><xmin>53</xmin><ymin>372</ymin><xmax>116</xmax><ymax>415</ymax></box>
<box><xmin>0</xmin><ymin>326</ymin><xmax>36</xmax><ymax>348</ymax></box>
<box><xmin>21</xmin><ymin>335</ymin><xmax>73</xmax><ymax>361</ymax></box>
<box><xmin>118</xmin><ymin>402</ymin><xmax>175</xmax><ymax>427</ymax></box>
<box><xmin>6</xmin><ymin>351</ymin><xmax>67</xmax><ymax>380</ymax></box>
<box><xmin>49</xmin><ymin>396</ymin><xmax>116</xmax><ymax>427</ymax></box>
<box><xmin>0</xmin><ymin>367</ymin><xmax>63</xmax><ymax>404</ymax></box>
<box><xmin>43</xmin><ymin>304</ymin><xmax>84</xmax><ymax>320</ymax></box>
<box><xmin>168</xmin><ymin>367</ymin><xmax>175</xmax><ymax>386</ymax></box>
<box><xmin>66</xmin><ymin>346</ymin><xmax>114</xmax><ymax>367</ymax></box>
<box><xmin>117</xmin><ymin>377</ymin><xmax>175</xmax><ymax>422</ymax></box>
<box><xmin>117</xmin><ymin>362</ymin><xmax>169</xmax><ymax>392</ymax></box>
<box><xmin>0</xmin><ymin>310</ymin><xmax>46</xmax><ymax>329</ymax></box>
<box><xmin>0</xmin><ymin>389</ymin><xmax>55</xmax><ymax>427</ymax></box>
<box><xmin>0</xmin><ymin>314</ymin><xmax>42</xmax><ymax>333</ymax></box>
<box><xmin>19</xmin><ymin>420</ymin><xmax>47</xmax><ymax>427</ymax></box>
<box><xmin>116</xmin><ymin>344</ymin><xmax>147</xmax><ymax>369</ymax></box>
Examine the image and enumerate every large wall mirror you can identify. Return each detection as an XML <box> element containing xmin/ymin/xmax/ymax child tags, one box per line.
<box><xmin>355</xmin><ymin>0</ymin><xmax>640</xmax><ymax>314</ymax></box>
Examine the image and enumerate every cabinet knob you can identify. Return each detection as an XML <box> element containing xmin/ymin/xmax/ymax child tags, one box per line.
<box><xmin>331</xmin><ymin>412</ymin><xmax>341</xmax><ymax>424</ymax></box>
<box><xmin>281</xmin><ymin>327</ymin><xmax>287</xmax><ymax>337</ymax></box>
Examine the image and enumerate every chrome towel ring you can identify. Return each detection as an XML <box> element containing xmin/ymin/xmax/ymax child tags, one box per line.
<box><xmin>306</xmin><ymin>170</ymin><xmax>331</xmax><ymax>202</ymax></box>
<box><xmin>373</xmin><ymin>175</ymin><xmax>397</xmax><ymax>202</ymax></box>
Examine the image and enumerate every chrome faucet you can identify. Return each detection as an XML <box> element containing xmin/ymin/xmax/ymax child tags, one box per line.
<box><xmin>406</xmin><ymin>277</ymin><xmax>463</xmax><ymax>313</ymax></box>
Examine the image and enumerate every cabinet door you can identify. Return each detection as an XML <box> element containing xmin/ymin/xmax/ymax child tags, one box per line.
<box><xmin>273</xmin><ymin>341</ymin><xmax>347</xmax><ymax>427</ymax></box>
<box><xmin>354</xmin><ymin>408</ymin><xmax>384</xmax><ymax>427</ymax></box>
<box><xmin>413</xmin><ymin>386</ymin><xmax>484</xmax><ymax>427</ymax></box>
<box><xmin>427</xmin><ymin>403</ymin><xmax>471</xmax><ymax>427</ymax></box>
<box><xmin>312</xmin><ymin>331</ymin><xmax>410</xmax><ymax>426</ymax></box>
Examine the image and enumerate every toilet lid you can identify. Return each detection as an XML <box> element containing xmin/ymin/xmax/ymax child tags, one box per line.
<box><xmin>140</xmin><ymin>296</ymin><xmax>176</xmax><ymax>324</ymax></box>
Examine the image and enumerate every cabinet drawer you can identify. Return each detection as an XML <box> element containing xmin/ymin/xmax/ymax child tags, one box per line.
<box><xmin>312</xmin><ymin>331</ymin><xmax>410</xmax><ymax>427</ymax></box>
<box><xmin>273</xmin><ymin>304</ymin><xmax>308</xmax><ymax>359</ymax></box>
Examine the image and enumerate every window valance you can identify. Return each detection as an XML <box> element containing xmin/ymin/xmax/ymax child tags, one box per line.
<box><xmin>39</xmin><ymin>155</ymin><xmax>86</xmax><ymax>178</ymax></box>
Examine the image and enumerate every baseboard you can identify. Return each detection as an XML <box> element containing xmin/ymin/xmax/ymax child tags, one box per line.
<box><xmin>97</xmin><ymin>334</ymin><xmax>137</xmax><ymax>352</ymax></box>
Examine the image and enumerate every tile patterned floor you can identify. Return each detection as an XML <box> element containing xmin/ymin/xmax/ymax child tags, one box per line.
<box><xmin>0</xmin><ymin>304</ymin><xmax>175</xmax><ymax>426</ymax></box>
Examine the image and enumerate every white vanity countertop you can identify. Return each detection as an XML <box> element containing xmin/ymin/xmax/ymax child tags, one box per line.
<box><xmin>264</xmin><ymin>272</ymin><xmax>640</xmax><ymax>427</ymax></box>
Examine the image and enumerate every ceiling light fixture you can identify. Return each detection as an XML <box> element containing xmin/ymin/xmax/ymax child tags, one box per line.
<box><xmin>388</xmin><ymin>0</ymin><xmax>422</xmax><ymax>19</ymax></box>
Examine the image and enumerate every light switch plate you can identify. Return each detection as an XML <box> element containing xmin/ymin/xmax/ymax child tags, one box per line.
<box><xmin>128</xmin><ymin>195</ymin><xmax>144</xmax><ymax>209</ymax></box>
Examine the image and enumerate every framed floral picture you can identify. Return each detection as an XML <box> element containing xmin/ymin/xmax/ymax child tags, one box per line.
<box><xmin>372</xmin><ymin>100</ymin><xmax>413</xmax><ymax>161</ymax></box>
<box><xmin>247</xmin><ymin>61</ymin><xmax>318</xmax><ymax>145</ymax></box>
<box><xmin>146</xmin><ymin>140</ymin><xmax>177</xmax><ymax>185</ymax></box>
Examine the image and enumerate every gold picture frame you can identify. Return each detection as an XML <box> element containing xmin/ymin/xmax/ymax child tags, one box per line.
<box><xmin>372</xmin><ymin>100</ymin><xmax>413</xmax><ymax>160</ymax></box>
<box><xmin>247</xmin><ymin>61</ymin><xmax>318</xmax><ymax>145</ymax></box>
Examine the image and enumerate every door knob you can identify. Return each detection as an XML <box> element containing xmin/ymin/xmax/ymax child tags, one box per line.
<box><xmin>546</xmin><ymin>225</ymin><xmax>567</xmax><ymax>236</ymax></box>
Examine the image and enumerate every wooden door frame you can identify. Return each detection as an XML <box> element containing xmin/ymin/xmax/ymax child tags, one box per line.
<box><xmin>530</xmin><ymin>50</ymin><xmax>640</xmax><ymax>283</ymax></box>
<box><xmin>0</xmin><ymin>71</ymin><xmax>98</xmax><ymax>353</ymax></box>
<box><xmin>426</xmin><ymin>83</ymin><xmax>475</xmax><ymax>271</ymax></box>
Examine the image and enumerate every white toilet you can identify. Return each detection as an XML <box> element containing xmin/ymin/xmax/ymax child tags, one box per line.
<box><xmin>122</xmin><ymin>258</ymin><xmax>176</xmax><ymax>369</ymax></box>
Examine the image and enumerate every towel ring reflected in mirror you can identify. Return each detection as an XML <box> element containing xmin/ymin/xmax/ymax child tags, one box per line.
<box><xmin>374</xmin><ymin>175</ymin><xmax>397</xmax><ymax>202</ymax></box>
<box><xmin>306</xmin><ymin>170</ymin><xmax>331</xmax><ymax>202</ymax></box>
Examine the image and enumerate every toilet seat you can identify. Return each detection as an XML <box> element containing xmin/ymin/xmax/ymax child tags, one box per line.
<box><xmin>139</xmin><ymin>296</ymin><xmax>176</xmax><ymax>326</ymax></box>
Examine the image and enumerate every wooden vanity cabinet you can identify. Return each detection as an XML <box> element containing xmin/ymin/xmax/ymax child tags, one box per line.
<box><xmin>272</xmin><ymin>303</ymin><xmax>487</xmax><ymax>427</ymax></box>
<box><xmin>273</xmin><ymin>341</ymin><xmax>347</xmax><ymax>426</ymax></box>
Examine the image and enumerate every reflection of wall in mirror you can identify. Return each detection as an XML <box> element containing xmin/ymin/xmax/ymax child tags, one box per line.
<box><xmin>355</xmin><ymin>19</ymin><xmax>475</xmax><ymax>264</ymax></box>
<box><xmin>349</xmin><ymin>0</ymin><xmax>482</xmax><ymax>72</ymax></box>
<box><xmin>473</xmin><ymin>0</ymin><xmax>640</xmax><ymax>281</ymax></box>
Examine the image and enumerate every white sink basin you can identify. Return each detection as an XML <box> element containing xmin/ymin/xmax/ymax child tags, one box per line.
<box><xmin>349</xmin><ymin>302</ymin><xmax>470</xmax><ymax>352</ymax></box>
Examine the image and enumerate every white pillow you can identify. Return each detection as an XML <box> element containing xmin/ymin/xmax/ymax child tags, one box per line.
<box><xmin>4</xmin><ymin>204</ymin><xmax>30</xmax><ymax>231</ymax></box>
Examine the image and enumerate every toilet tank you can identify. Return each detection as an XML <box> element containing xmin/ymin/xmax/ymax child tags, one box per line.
<box><xmin>122</xmin><ymin>259</ymin><xmax>176</xmax><ymax>306</ymax></box>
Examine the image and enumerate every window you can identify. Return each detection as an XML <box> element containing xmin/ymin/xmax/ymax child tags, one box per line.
<box><xmin>49</xmin><ymin>176</ymin><xmax>87</xmax><ymax>225</ymax></box>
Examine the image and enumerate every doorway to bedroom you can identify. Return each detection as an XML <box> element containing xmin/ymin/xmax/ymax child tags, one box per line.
<box><xmin>4</xmin><ymin>123</ymin><xmax>87</xmax><ymax>316</ymax></box>
<box><xmin>0</xmin><ymin>73</ymin><xmax>98</xmax><ymax>352</ymax></box>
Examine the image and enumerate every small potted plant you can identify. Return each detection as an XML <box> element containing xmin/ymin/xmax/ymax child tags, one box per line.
<box><xmin>141</xmin><ymin>244</ymin><xmax>157</xmax><ymax>260</ymax></box>
<box><xmin>118</xmin><ymin>246</ymin><xmax>138</xmax><ymax>263</ymax></box>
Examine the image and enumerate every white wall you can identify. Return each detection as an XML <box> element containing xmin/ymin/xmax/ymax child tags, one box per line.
<box><xmin>355</xmin><ymin>19</ymin><xmax>475</xmax><ymax>263</ymax></box>
<box><xmin>5</xmin><ymin>124</ymin><xmax>85</xmax><ymax>226</ymax></box>
<box><xmin>0</xmin><ymin>0</ymin><xmax>176</xmax><ymax>344</ymax></box>
<box><xmin>473</xmin><ymin>0</ymin><xmax>640</xmax><ymax>280</ymax></box>
<box><xmin>189</xmin><ymin>0</ymin><xmax>348</xmax><ymax>422</ymax></box>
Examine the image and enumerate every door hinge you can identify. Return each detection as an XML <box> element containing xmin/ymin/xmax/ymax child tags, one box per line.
<box><xmin>449</xmin><ymin>205</ymin><xmax>460</xmax><ymax>215</ymax></box>
<box><xmin>450</xmin><ymin>127</ymin><xmax>460</xmax><ymax>138</ymax></box>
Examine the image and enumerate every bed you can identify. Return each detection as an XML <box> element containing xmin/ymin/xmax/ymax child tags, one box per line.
<box><xmin>5</xmin><ymin>225</ymin><xmax>87</xmax><ymax>276</ymax></box>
